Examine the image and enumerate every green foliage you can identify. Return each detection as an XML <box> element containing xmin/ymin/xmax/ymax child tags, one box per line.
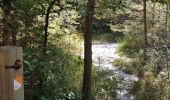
<box><xmin>112</xmin><ymin>58</ymin><xmax>135</xmax><ymax>74</ymax></box>
<box><xmin>97</xmin><ymin>0</ymin><xmax>126</xmax><ymax>11</ymax></box>
<box><xmin>142</xmin><ymin>35</ymin><xmax>170</xmax><ymax>86</ymax></box>
<box><xmin>112</xmin><ymin>56</ymin><xmax>144</xmax><ymax>76</ymax></box>
<box><xmin>19</xmin><ymin>4</ymin><xmax>84</xmax><ymax>99</ymax></box>
<box><xmin>92</xmin><ymin>68</ymin><xmax>118</xmax><ymax>100</ymax></box>
<box><xmin>0</xmin><ymin>8</ymin><xmax>2</xmax><ymax>20</ymax></box>
<box><xmin>150</xmin><ymin>0</ymin><xmax>170</xmax><ymax>4</ymax></box>
<box><xmin>47</xmin><ymin>9</ymin><xmax>83</xmax><ymax>53</ymax></box>
<box><xmin>12</xmin><ymin>0</ymin><xmax>46</xmax><ymax>28</ymax></box>
<box><xmin>114</xmin><ymin>2</ymin><xmax>170</xmax><ymax>99</ymax></box>
<box><xmin>131</xmin><ymin>72</ymin><xmax>170</xmax><ymax>100</ymax></box>
<box><xmin>22</xmin><ymin>10</ymin><xmax>84</xmax><ymax>99</ymax></box>
<box><xmin>1</xmin><ymin>0</ymin><xmax>169</xmax><ymax>99</ymax></box>
<box><xmin>96</xmin><ymin>0</ymin><xmax>127</xmax><ymax>18</ymax></box>
<box><xmin>92</xmin><ymin>32</ymin><xmax>116</xmax><ymax>43</ymax></box>
<box><xmin>118</xmin><ymin>31</ymin><xmax>143</xmax><ymax>57</ymax></box>
<box><xmin>24</xmin><ymin>43</ymin><xmax>83</xmax><ymax>100</ymax></box>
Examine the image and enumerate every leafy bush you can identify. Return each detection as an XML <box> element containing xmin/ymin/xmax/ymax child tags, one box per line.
<box><xmin>24</xmin><ymin>43</ymin><xmax>84</xmax><ymax>100</ymax></box>
<box><xmin>118</xmin><ymin>31</ymin><xmax>143</xmax><ymax>57</ymax></box>
<box><xmin>112</xmin><ymin>56</ymin><xmax>144</xmax><ymax>76</ymax></box>
<box><xmin>92</xmin><ymin>31</ymin><xmax>124</xmax><ymax>43</ymax></box>
<box><xmin>131</xmin><ymin>32</ymin><xmax>170</xmax><ymax>100</ymax></box>
<box><xmin>131</xmin><ymin>72</ymin><xmax>170</xmax><ymax>100</ymax></box>
<box><xmin>117</xmin><ymin>22</ymin><xmax>144</xmax><ymax>57</ymax></box>
<box><xmin>92</xmin><ymin>32</ymin><xmax>115</xmax><ymax>43</ymax></box>
<box><xmin>92</xmin><ymin>68</ymin><xmax>118</xmax><ymax>100</ymax></box>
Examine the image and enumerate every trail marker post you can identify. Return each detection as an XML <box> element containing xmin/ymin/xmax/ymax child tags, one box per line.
<box><xmin>0</xmin><ymin>46</ymin><xmax>24</xmax><ymax>100</ymax></box>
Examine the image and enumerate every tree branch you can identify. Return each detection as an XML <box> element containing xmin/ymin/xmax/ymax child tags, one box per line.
<box><xmin>43</xmin><ymin>0</ymin><xmax>60</xmax><ymax>53</ymax></box>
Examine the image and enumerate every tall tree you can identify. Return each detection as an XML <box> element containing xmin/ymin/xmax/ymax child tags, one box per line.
<box><xmin>82</xmin><ymin>0</ymin><xmax>95</xmax><ymax>99</ymax></box>
<box><xmin>0</xmin><ymin>0</ymin><xmax>18</xmax><ymax>46</ymax></box>
<box><xmin>1</xmin><ymin>0</ymin><xmax>12</xmax><ymax>46</ymax></box>
<box><xmin>44</xmin><ymin>0</ymin><xmax>60</xmax><ymax>53</ymax></box>
<box><xmin>143</xmin><ymin>0</ymin><xmax>147</xmax><ymax>60</ymax></box>
<box><xmin>151</xmin><ymin>0</ymin><xmax>156</xmax><ymax>27</ymax></box>
<box><xmin>165</xmin><ymin>4</ymin><xmax>169</xmax><ymax>32</ymax></box>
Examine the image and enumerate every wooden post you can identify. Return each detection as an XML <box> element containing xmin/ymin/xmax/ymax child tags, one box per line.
<box><xmin>0</xmin><ymin>46</ymin><xmax>24</xmax><ymax>100</ymax></box>
<box><xmin>0</xmin><ymin>50</ymin><xmax>6</xmax><ymax>100</ymax></box>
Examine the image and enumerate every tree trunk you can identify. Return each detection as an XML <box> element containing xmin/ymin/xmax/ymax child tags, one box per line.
<box><xmin>143</xmin><ymin>0</ymin><xmax>147</xmax><ymax>60</ymax></box>
<box><xmin>152</xmin><ymin>2</ymin><xmax>155</xmax><ymax>27</ymax></box>
<box><xmin>1</xmin><ymin>0</ymin><xmax>12</xmax><ymax>46</ymax></box>
<box><xmin>11</xmin><ymin>24</ymin><xmax>18</xmax><ymax>46</ymax></box>
<box><xmin>44</xmin><ymin>0</ymin><xmax>60</xmax><ymax>53</ymax></box>
<box><xmin>82</xmin><ymin>0</ymin><xmax>95</xmax><ymax>99</ymax></box>
<box><xmin>165</xmin><ymin>5</ymin><xmax>168</xmax><ymax>33</ymax></box>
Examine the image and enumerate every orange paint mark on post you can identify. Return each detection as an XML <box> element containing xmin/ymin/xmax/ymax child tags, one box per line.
<box><xmin>15</xmin><ymin>74</ymin><xmax>23</xmax><ymax>85</ymax></box>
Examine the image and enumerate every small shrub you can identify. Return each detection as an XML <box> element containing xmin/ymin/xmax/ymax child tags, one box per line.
<box><xmin>112</xmin><ymin>57</ymin><xmax>144</xmax><ymax>75</ymax></box>
<box><xmin>92</xmin><ymin>68</ymin><xmax>118</xmax><ymax>100</ymax></box>
<box><xmin>118</xmin><ymin>31</ymin><xmax>143</xmax><ymax>57</ymax></box>
<box><xmin>131</xmin><ymin>72</ymin><xmax>170</xmax><ymax>100</ymax></box>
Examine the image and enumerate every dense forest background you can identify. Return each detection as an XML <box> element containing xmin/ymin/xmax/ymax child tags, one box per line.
<box><xmin>0</xmin><ymin>0</ymin><xmax>170</xmax><ymax>100</ymax></box>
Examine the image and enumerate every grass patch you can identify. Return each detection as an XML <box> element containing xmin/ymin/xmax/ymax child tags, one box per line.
<box><xmin>131</xmin><ymin>72</ymin><xmax>170</xmax><ymax>100</ymax></box>
<box><xmin>112</xmin><ymin>57</ymin><xmax>144</xmax><ymax>76</ymax></box>
<box><xmin>117</xmin><ymin>31</ymin><xmax>143</xmax><ymax>57</ymax></box>
<box><xmin>92</xmin><ymin>67</ymin><xmax>118</xmax><ymax>100</ymax></box>
<box><xmin>92</xmin><ymin>32</ymin><xmax>124</xmax><ymax>43</ymax></box>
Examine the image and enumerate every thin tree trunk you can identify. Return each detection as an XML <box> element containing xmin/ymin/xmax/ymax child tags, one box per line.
<box><xmin>1</xmin><ymin>0</ymin><xmax>12</xmax><ymax>46</ymax></box>
<box><xmin>152</xmin><ymin>3</ymin><xmax>155</xmax><ymax>20</ymax></box>
<box><xmin>44</xmin><ymin>0</ymin><xmax>60</xmax><ymax>53</ymax></box>
<box><xmin>143</xmin><ymin>0</ymin><xmax>147</xmax><ymax>60</ymax></box>
<box><xmin>152</xmin><ymin>2</ymin><xmax>155</xmax><ymax>27</ymax></box>
<box><xmin>82</xmin><ymin>0</ymin><xmax>95</xmax><ymax>99</ymax></box>
<box><xmin>11</xmin><ymin>24</ymin><xmax>18</xmax><ymax>46</ymax></box>
<box><xmin>165</xmin><ymin>5</ymin><xmax>168</xmax><ymax>33</ymax></box>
